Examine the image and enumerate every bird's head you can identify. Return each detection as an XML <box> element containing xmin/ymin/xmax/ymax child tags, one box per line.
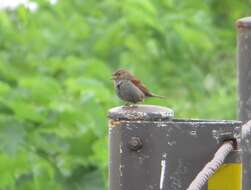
<box><xmin>112</xmin><ymin>69</ymin><xmax>133</xmax><ymax>80</ymax></box>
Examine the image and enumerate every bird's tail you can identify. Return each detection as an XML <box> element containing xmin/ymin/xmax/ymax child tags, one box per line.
<box><xmin>147</xmin><ymin>93</ymin><xmax>166</xmax><ymax>99</ymax></box>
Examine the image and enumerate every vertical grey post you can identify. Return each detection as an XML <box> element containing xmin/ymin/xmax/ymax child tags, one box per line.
<box><xmin>237</xmin><ymin>17</ymin><xmax>251</xmax><ymax>122</ymax></box>
<box><xmin>237</xmin><ymin>17</ymin><xmax>251</xmax><ymax>190</ymax></box>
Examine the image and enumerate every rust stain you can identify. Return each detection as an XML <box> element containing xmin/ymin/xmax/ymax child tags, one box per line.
<box><xmin>108</xmin><ymin>119</ymin><xmax>159</xmax><ymax>128</ymax></box>
<box><xmin>109</xmin><ymin>120</ymin><xmax>125</xmax><ymax>128</ymax></box>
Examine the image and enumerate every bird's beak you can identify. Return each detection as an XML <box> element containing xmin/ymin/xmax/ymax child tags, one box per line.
<box><xmin>111</xmin><ymin>75</ymin><xmax>116</xmax><ymax>80</ymax></box>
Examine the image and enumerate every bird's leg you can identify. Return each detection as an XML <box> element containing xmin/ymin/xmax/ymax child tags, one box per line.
<box><xmin>123</xmin><ymin>102</ymin><xmax>138</xmax><ymax>108</ymax></box>
<box><xmin>123</xmin><ymin>102</ymin><xmax>131</xmax><ymax>107</ymax></box>
<box><xmin>130</xmin><ymin>104</ymin><xmax>138</xmax><ymax>108</ymax></box>
<box><xmin>129</xmin><ymin>102</ymin><xmax>139</xmax><ymax>108</ymax></box>
<box><xmin>139</xmin><ymin>99</ymin><xmax>144</xmax><ymax>105</ymax></box>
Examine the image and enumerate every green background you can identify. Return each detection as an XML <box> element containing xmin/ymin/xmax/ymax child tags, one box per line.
<box><xmin>0</xmin><ymin>0</ymin><xmax>250</xmax><ymax>189</ymax></box>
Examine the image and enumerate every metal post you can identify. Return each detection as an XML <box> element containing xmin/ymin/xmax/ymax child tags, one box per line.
<box><xmin>237</xmin><ymin>16</ymin><xmax>251</xmax><ymax>190</ymax></box>
<box><xmin>237</xmin><ymin>17</ymin><xmax>251</xmax><ymax>122</ymax></box>
<box><xmin>108</xmin><ymin>105</ymin><xmax>241</xmax><ymax>190</ymax></box>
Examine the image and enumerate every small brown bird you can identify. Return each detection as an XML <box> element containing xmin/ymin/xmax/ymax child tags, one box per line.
<box><xmin>112</xmin><ymin>69</ymin><xmax>165</xmax><ymax>105</ymax></box>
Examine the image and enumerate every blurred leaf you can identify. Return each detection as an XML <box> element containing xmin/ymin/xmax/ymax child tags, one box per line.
<box><xmin>0</xmin><ymin>120</ymin><xmax>26</xmax><ymax>155</ymax></box>
<box><xmin>19</xmin><ymin>77</ymin><xmax>62</xmax><ymax>104</ymax></box>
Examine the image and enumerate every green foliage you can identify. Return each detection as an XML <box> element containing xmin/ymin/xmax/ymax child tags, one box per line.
<box><xmin>0</xmin><ymin>0</ymin><xmax>250</xmax><ymax>189</ymax></box>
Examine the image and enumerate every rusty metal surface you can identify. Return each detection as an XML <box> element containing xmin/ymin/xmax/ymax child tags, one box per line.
<box><xmin>108</xmin><ymin>105</ymin><xmax>174</xmax><ymax>121</ymax></box>
<box><xmin>109</xmin><ymin>116</ymin><xmax>241</xmax><ymax>190</ymax></box>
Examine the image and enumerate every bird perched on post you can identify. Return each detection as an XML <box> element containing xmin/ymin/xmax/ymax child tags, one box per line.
<box><xmin>112</xmin><ymin>69</ymin><xmax>165</xmax><ymax>105</ymax></box>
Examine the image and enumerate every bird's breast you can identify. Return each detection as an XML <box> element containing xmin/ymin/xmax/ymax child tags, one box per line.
<box><xmin>114</xmin><ymin>80</ymin><xmax>144</xmax><ymax>103</ymax></box>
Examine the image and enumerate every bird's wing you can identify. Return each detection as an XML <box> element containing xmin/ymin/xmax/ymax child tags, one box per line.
<box><xmin>130</xmin><ymin>78</ymin><xmax>154</xmax><ymax>97</ymax></box>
